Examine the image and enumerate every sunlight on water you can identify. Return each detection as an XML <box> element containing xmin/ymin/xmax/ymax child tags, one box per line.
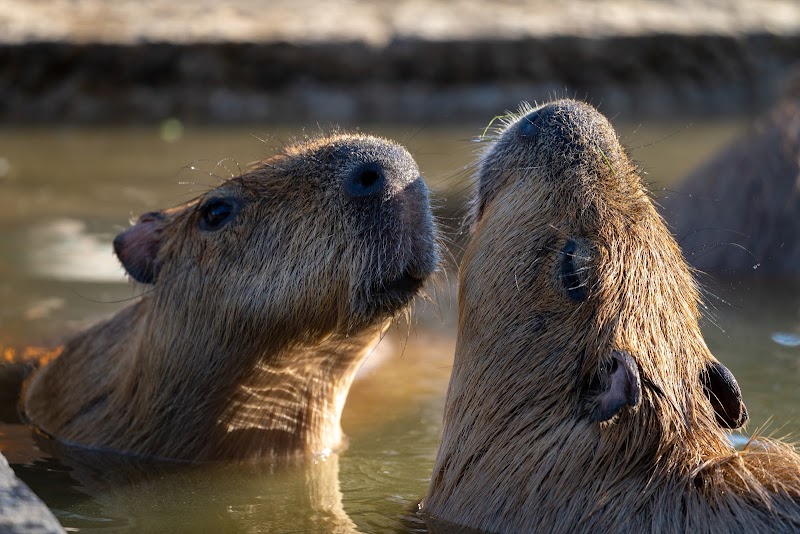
<box><xmin>1</xmin><ymin>120</ymin><xmax>798</xmax><ymax>532</ymax></box>
<box><xmin>24</xmin><ymin>219</ymin><xmax>126</xmax><ymax>283</ymax></box>
<box><xmin>772</xmin><ymin>332</ymin><xmax>800</xmax><ymax>347</ymax></box>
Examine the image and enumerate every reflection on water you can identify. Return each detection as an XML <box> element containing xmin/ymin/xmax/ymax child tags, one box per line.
<box><xmin>772</xmin><ymin>332</ymin><xmax>800</xmax><ymax>347</ymax></box>
<box><xmin>14</xmin><ymin>435</ymin><xmax>360</xmax><ymax>533</ymax></box>
<box><xmin>25</xmin><ymin>219</ymin><xmax>126</xmax><ymax>283</ymax></box>
<box><xmin>0</xmin><ymin>121</ymin><xmax>798</xmax><ymax>532</ymax></box>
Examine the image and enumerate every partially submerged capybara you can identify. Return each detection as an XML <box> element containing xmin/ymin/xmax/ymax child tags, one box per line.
<box><xmin>22</xmin><ymin>133</ymin><xmax>438</xmax><ymax>461</ymax></box>
<box><xmin>662</xmin><ymin>96</ymin><xmax>800</xmax><ymax>275</ymax></box>
<box><xmin>422</xmin><ymin>100</ymin><xmax>800</xmax><ymax>532</ymax></box>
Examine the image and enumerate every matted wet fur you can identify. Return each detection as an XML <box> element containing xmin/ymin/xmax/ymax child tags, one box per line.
<box><xmin>22</xmin><ymin>132</ymin><xmax>439</xmax><ymax>461</ymax></box>
<box><xmin>662</xmin><ymin>96</ymin><xmax>800</xmax><ymax>275</ymax></box>
<box><xmin>422</xmin><ymin>100</ymin><xmax>800</xmax><ymax>532</ymax></box>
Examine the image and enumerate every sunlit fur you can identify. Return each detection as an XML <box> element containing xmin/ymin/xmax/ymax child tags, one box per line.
<box><xmin>423</xmin><ymin>100</ymin><xmax>800</xmax><ymax>532</ymax></box>
<box><xmin>663</xmin><ymin>96</ymin><xmax>800</xmax><ymax>275</ymax></box>
<box><xmin>22</xmin><ymin>133</ymin><xmax>439</xmax><ymax>461</ymax></box>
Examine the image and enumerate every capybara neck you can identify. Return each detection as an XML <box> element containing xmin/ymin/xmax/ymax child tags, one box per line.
<box><xmin>423</xmin><ymin>100</ymin><xmax>800</xmax><ymax>532</ymax></box>
<box><xmin>28</xmin><ymin>301</ymin><xmax>380</xmax><ymax>460</ymax></box>
<box><xmin>23</xmin><ymin>133</ymin><xmax>438</xmax><ymax>462</ymax></box>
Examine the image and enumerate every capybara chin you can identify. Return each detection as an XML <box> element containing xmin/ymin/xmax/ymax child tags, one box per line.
<box><xmin>22</xmin><ymin>133</ymin><xmax>439</xmax><ymax>462</ymax></box>
<box><xmin>422</xmin><ymin>100</ymin><xmax>800</xmax><ymax>532</ymax></box>
<box><xmin>662</xmin><ymin>96</ymin><xmax>800</xmax><ymax>276</ymax></box>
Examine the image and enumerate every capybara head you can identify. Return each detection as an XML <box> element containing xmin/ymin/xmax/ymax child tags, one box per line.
<box><xmin>464</xmin><ymin>100</ymin><xmax>743</xmax><ymax>432</ymax></box>
<box><xmin>114</xmin><ymin>133</ymin><xmax>437</xmax><ymax>336</ymax></box>
<box><xmin>422</xmin><ymin>101</ymin><xmax>800</xmax><ymax>532</ymax></box>
<box><xmin>23</xmin><ymin>133</ymin><xmax>439</xmax><ymax>461</ymax></box>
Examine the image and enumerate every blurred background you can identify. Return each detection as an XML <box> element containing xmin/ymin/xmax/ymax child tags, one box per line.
<box><xmin>1</xmin><ymin>1</ymin><xmax>799</xmax><ymax>532</ymax></box>
<box><xmin>2</xmin><ymin>0</ymin><xmax>799</xmax><ymax>123</ymax></box>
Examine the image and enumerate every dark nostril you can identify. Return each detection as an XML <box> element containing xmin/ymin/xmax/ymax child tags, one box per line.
<box><xmin>519</xmin><ymin>109</ymin><xmax>542</xmax><ymax>138</ymax></box>
<box><xmin>345</xmin><ymin>162</ymin><xmax>387</xmax><ymax>198</ymax></box>
<box><xmin>359</xmin><ymin>169</ymin><xmax>380</xmax><ymax>189</ymax></box>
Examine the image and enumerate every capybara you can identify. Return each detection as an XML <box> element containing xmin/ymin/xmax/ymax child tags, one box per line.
<box><xmin>22</xmin><ymin>133</ymin><xmax>439</xmax><ymax>462</ymax></box>
<box><xmin>422</xmin><ymin>100</ymin><xmax>800</xmax><ymax>532</ymax></box>
<box><xmin>662</xmin><ymin>96</ymin><xmax>800</xmax><ymax>275</ymax></box>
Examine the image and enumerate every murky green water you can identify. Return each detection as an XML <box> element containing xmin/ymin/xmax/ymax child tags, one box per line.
<box><xmin>1</xmin><ymin>119</ymin><xmax>798</xmax><ymax>532</ymax></box>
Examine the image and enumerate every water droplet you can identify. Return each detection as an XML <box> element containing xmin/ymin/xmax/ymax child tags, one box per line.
<box><xmin>771</xmin><ymin>332</ymin><xmax>800</xmax><ymax>347</ymax></box>
<box><xmin>752</xmin><ymin>263</ymin><xmax>760</xmax><ymax>270</ymax></box>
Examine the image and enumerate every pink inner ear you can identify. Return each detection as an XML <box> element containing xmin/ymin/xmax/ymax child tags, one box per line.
<box><xmin>594</xmin><ymin>350</ymin><xmax>641</xmax><ymax>423</ymax></box>
<box><xmin>113</xmin><ymin>212</ymin><xmax>163</xmax><ymax>284</ymax></box>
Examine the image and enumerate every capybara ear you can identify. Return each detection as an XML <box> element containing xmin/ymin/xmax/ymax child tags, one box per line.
<box><xmin>701</xmin><ymin>360</ymin><xmax>748</xmax><ymax>430</ymax></box>
<box><xmin>113</xmin><ymin>211</ymin><xmax>165</xmax><ymax>284</ymax></box>
<box><xmin>593</xmin><ymin>350</ymin><xmax>642</xmax><ymax>423</ymax></box>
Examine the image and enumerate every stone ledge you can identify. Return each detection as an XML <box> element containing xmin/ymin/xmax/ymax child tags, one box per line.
<box><xmin>0</xmin><ymin>452</ymin><xmax>63</xmax><ymax>533</ymax></box>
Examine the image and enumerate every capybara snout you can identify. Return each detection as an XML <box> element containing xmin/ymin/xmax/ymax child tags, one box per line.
<box><xmin>473</xmin><ymin>100</ymin><xmax>635</xmax><ymax>227</ymax></box>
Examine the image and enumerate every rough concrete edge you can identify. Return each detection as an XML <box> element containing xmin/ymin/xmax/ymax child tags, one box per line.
<box><xmin>0</xmin><ymin>452</ymin><xmax>63</xmax><ymax>534</ymax></box>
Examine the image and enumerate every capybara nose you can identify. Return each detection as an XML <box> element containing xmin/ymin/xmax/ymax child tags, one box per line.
<box><xmin>344</xmin><ymin>162</ymin><xmax>387</xmax><ymax>199</ymax></box>
<box><xmin>519</xmin><ymin>104</ymin><xmax>558</xmax><ymax>138</ymax></box>
<box><xmin>519</xmin><ymin>109</ymin><xmax>542</xmax><ymax>137</ymax></box>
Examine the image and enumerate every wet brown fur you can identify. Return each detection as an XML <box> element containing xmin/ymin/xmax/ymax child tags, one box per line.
<box><xmin>662</xmin><ymin>96</ymin><xmax>800</xmax><ymax>275</ymax></box>
<box><xmin>423</xmin><ymin>100</ymin><xmax>800</xmax><ymax>532</ymax></box>
<box><xmin>22</xmin><ymin>133</ymin><xmax>438</xmax><ymax>462</ymax></box>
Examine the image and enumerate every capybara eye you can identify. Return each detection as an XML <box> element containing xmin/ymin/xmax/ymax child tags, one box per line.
<box><xmin>199</xmin><ymin>198</ymin><xmax>237</xmax><ymax>231</ymax></box>
<box><xmin>560</xmin><ymin>239</ymin><xmax>587</xmax><ymax>302</ymax></box>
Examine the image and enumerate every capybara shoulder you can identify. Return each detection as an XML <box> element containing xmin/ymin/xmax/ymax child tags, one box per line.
<box><xmin>423</xmin><ymin>100</ymin><xmax>800</xmax><ymax>533</ymax></box>
<box><xmin>662</xmin><ymin>97</ymin><xmax>800</xmax><ymax>275</ymax></box>
<box><xmin>22</xmin><ymin>133</ymin><xmax>439</xmax><ymax>461</ymax></box>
